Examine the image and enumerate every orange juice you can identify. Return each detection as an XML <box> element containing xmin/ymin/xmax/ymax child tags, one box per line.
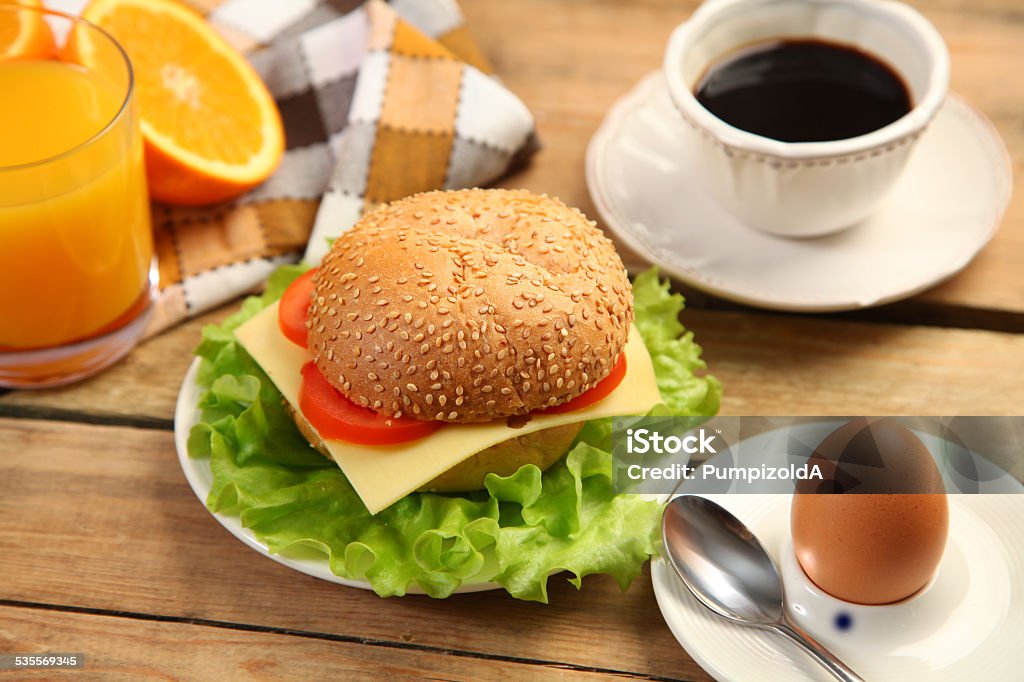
<box><xmin>0</xmin><ymin>58</ymin><xmax>152</xmax><ymax>349</ymax></box>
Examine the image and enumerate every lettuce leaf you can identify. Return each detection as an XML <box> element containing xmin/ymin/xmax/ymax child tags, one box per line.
<box><xmin>188</xmin><ymin>267</ymin><xmax>720</xmax><ymax>601</ymax></box>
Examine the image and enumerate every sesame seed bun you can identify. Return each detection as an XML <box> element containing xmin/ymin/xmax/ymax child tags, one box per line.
<box><xmin>307</xmin><ymin>189</ymin><xmax>633</xmax><ymax>423</ymax></box>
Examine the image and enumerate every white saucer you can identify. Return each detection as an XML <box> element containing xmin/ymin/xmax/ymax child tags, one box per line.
<box><xmin>586</xmin><ymin>73</ymin><xmax>1013</xmax><ymax>311</ymax></box>
<box><xmin>651</xmin><ymin>422</ymin><xmax>1024</xmax><ymax>680</ymax></box>
<box><xmin>652</xmin><ymin>494</ymin><xmax>1024</xmax><ymax>681</ymax></box>
<box><xmin>173</xmin><ymin>359</ymin><xmax>500</xmax><ymax>594</ymax></box>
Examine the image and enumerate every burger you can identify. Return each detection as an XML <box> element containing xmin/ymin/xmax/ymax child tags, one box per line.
<box><xmin>192</xmin><ymin>188</ymin><xmax>719</xmax><ymax>600</ymax></box>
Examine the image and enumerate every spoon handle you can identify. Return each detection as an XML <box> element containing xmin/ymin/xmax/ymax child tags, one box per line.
<box><xmin>771</xmin><ymin>620</ymin><xmax>864</xmax><ymax>682</ymax></box>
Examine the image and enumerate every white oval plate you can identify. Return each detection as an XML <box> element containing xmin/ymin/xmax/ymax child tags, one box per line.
<box><xmin>651</xmin><ymin>422</ymin><xmax>1024</xmax><ymax>681</ymax></box>
<box><xmin>174</xmin><ymin>358</ymin><xmax>501</xmax><ymax>594</ymax></box>
<box><xmin>587</xmin><ymin>72</ymin><xmax>1013</xmax><ymax>312</ymax></box>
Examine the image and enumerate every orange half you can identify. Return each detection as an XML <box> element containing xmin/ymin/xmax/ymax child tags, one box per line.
<box><xmin>0</xmin><ymin>0</ymin><xmax>56</xmax><ymax>60</ymax></box>
<box><xmin>78</xmin><ymin>0</ymin><xmax>284</xmax><ymax>205</ymax></box>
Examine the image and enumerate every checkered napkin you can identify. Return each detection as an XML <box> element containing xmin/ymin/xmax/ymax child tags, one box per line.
<box><xmin>147</xmin><ymin>0</ymin><xmax>537</xmax><ymax>335</ymax></box>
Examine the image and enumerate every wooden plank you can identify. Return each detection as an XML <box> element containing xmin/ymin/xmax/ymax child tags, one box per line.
<box><xmin>684</xmin><ymin>309</ymin><xmax>1024</xmax><ymax>416</ymax></box>
<box><xmin>4</xmin><ymin>303</ymin><xmax>1022</xmax><ymax>421</ymax></box>
<box><xmin>0</xmin><ymin>605</ymin><xmax>647</xmax><ymax>681</ymax></box>
<box><xmin>462</xmin><ymin>0</ymin><xmax>1024</xmax><ymax>314</ymax></box>
<box><xmin>0</xmin><ymin>419</ymin><xmax>712</xmax><ymax>682</ymax></box>
<box><xmin>0</xmin><ymin>307</ymin><xmax>229</xmax><ymax>425</ymax></box>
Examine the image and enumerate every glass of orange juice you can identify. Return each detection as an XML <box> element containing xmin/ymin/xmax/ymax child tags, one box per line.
<box><xmin>0</xmin><ymin>5</ymin><xmax>153</xmax><ymax>388</ymax></box>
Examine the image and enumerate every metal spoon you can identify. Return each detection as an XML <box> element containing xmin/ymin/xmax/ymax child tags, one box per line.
<box><xmin>662</xmin><ymin>495</ymin><xmax>864</xmax><ymax>682</ymax></box>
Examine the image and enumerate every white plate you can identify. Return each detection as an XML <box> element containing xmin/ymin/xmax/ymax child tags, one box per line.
<box><xmin>651</xmin><ymin>423</ymin><xmax>1024</xmax><ymax>681</ymax></box>
<box><xmin>586</xmin><ymin>72</ymin><xmax>1013</xmax><ymax>312</ymax></box>
<box><xmin>653</xmin><ymin>495</ymin><xmax>1024</xmax><ymax>681</ymax></box>
<box><xmin>173</xmin><ymin>358</ymin><xmax>501</xmax><ymax>594</ymax></box>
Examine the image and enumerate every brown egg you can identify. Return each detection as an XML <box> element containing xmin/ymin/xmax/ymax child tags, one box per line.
<box><xmin>791</xmin><ymin>418</ymin><xmax>949</xmax><ymax>605</ymax></box>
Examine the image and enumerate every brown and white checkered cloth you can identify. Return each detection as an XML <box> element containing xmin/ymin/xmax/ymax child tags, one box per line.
<box><xmin>147</xmin><ymin>0</ymin><xmax>537</xmax><ymax>335</ymax></box>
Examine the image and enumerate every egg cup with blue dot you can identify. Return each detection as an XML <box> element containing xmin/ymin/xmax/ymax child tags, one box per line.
<box><xmin>780</xmin><ymin>535</ymin><xmax>947</xmax><ymax>651</ymax></box>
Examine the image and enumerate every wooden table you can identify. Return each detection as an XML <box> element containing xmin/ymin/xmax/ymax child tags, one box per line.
<box><xmin>1</xmin><ymin>1</ymin><xmax>1021</xmax><ymax>679</ymax></box>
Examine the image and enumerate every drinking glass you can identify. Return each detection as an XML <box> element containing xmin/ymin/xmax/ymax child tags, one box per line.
<box><xmin>0</xmin><ymin>6</ymin><xmax>153</xmax><ymax>388</ymax></box>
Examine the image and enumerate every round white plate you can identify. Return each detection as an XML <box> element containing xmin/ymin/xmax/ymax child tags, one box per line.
<box><xmin>653</xmin><ymin>495</ymin><xmax>1024</xmax><ymax>681</ymax></box>
<box><xmin>587</xmin><ymin>72</ymin><xmax>1013</xmax><ymax>312</ymax></box>
<box><xmin>651</xmin><ymin>422</ymin><xmax>1024</xmax><ymax>681</ymax></box>
<box><xmin>173</xmin><ymin>358</ymin><xmax>501</xmax><ymax>594</ymax></box>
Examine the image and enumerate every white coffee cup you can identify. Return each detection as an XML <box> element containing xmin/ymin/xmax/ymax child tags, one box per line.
<box><xmin>663</xmin><ymin>0</ymin><xmax>949</xmax><ymax>237</ymax></box>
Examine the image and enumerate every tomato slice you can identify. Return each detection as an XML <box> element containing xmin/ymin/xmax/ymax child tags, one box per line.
<box><xmin>541</xmin><ymin>353</ymin><xmax>627</xmax><ymax>414</ymax></box>
<box><xmin>299</xmin><ymin>362</ymin><xmax>443</xmax><ymax>445</ymax></box>
<box><xmin>278</xmin><ymin>268</ymin><xmax>317</xmax><ymax>349</ymax></box>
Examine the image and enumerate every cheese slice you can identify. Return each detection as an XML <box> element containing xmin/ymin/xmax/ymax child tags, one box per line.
<box><xmin>235</xmin><ymin>302</ymin><xmax>662</xmax><ymax>513</ymax></box>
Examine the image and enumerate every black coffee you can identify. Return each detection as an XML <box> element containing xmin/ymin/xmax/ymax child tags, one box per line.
<box><xmin>695</xmin><ymin>39</ymin><xmax>912</xmax><ymax>143</ymax></box>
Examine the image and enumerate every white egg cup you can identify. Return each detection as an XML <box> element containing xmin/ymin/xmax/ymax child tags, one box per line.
<box><xmin>778</xmin><ymin>496</ymin><xmax>1010</xmax><ymax>668</ymax></box>
<box><xmin>780</xmin><ymin>538</ymin><xmax>946</xmax><ymax>652</ymax></box>
<box><xmin>663</xmin><ymin>0</ymin><xmax>949</xmax><ymax>237</ymax></box>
